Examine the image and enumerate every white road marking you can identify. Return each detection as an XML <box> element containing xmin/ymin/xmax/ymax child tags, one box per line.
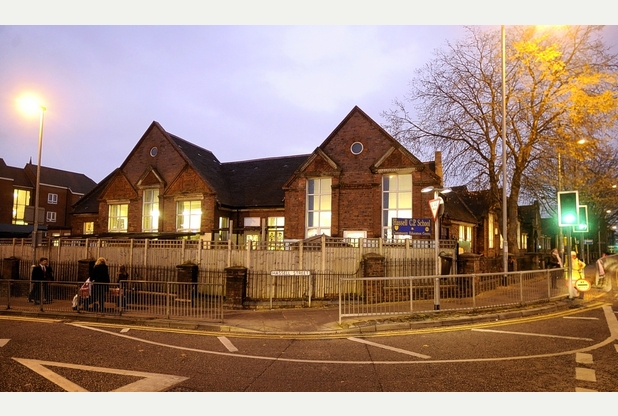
<box><xmin>0</xmin><ymin>339</ymin><xmax>9</xmax><ymax>347</ymax></box>
<box><xmin>575</xmin><ymin>387</ymin><xmax>597</xmax><ymax>392</ymax></box>
<box><xmin>13</xmin><ymin>358</ymin><xmax>188</xmax><ymax>392</ymax></box>
<box><xmin>66</xmin><ymin>306</ymin><xmax>618</xmax><ymax>365</ymax></box>
<box><xmin>472</xmin><ymin>328</ymin><xmax>593</xmax><ymax>341</ymax></box>
<box><xmin>120</xmin><ymin>328</ymin><xmax>130</xmax><ymax>333</ymax></box>
<box><xmin>217</xmin><ymin>336</ymin><xmax>238</xmax><ymax>352</ymax></box>
<box><xmin>348</xmin><ymin>337</ymin><xmax>431</xmax><ymax>359</ymax></box>
<box><xmin>615</xmin><ymin>344</ymin><xmax>618</xmax><ymax>353</ymax></box>
<box><xmin>563</xmin><ymin>316</ymin><xmax>599</xmax><ymax>320</ymax></box>
<box><xmin>576</xmin><ymin>352</ymin><xmax>593</xmax><ymax>364</ymax></box>
<box><xmin>575</xmin><ymin>367</ymin><xmax>596</xmax><ymax>382</ymax></box>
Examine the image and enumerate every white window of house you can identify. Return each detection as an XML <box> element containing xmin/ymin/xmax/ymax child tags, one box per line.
<box><xmin>83</xmin><ymin>222</ymin><xmax>94</xmax><ymax>235</ymax></box>
<box><xmin>12</xmin><ymin>189</ymin><xmax>30</xmax><ymax>225</ymax></box>
<box><xmin>306</xmin><ymin>177</ymin><xmax>331</xmax><ymax>237</ymax></box>
<box><xmin>488</xmin><ymin>213</ymin><xmax>494</xmax><ymax>249</ymax></box>
<box><xmin>176</xmin><ymin>200</ymin><xmax>201</xmax><ymax>232</ymax></box>
<box><xmin>46</xmin><ymin>211</ymin><xmax>56</xmax><ymax>222</ymax></box>
<box><xmin>267</xmin><ymin>216</ymin><xmax>285</xmax><ymax>249</ymax></box>
<box><xmin>108</xmin><ymin>203</ymin><xmax>129</xmax><ymax>233</ymax></box>
<box><xmin>47</xmin><ymin>193</ymin><xmax>58</xmax><ymax>204</ymax></box>
<box><xmin>521</xmin><ymin>232</ymin><xmax>528</xmax><ymax>250</ymax></box>
<box><xmin>142</xmin><ymin>189</ymin><xmax>159</xmax><ymax>232</ymax></box>
<box><xmin>382</xmin><ymin>174</ymin><xmax>412</xmax><ymax>239</ymax></box>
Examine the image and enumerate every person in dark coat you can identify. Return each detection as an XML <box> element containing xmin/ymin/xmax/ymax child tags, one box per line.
<box><xmin>28</xmin><ymin>257</ymin><xmax>53</xmax><ymax>304</ymax></box>
<box><xmin>91</xmin><ymin>257</ymin><xmax>110</xmax><ymax>312</ymax></box>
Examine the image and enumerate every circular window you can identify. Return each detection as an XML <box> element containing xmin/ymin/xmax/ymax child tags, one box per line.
<box><xmin>149</xmin><ymin>147</ymin><xmax>158</xmax><ymax>157</ymax></box>
<box><xmin>350</xmin><ymin>142</ymin><xmax>363</xmax><ymax>155</ymax></box>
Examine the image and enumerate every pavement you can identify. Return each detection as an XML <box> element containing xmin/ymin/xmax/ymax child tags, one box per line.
<box><xmin>5</xmin><ymin>264</ymin><xmax>615</xmax><ymax>337</ymax></box>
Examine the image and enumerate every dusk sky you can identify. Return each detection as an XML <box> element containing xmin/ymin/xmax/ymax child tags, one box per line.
<box><xmin>2</xmin><ymin>3</ymin><xmax>614</xmax><ymax>184</ymax></box>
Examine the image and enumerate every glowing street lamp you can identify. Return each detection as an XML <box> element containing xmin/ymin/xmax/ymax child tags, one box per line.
<box><xmin>17</xmin><ymin>94</ymin><xmax>47</xmax><ymax>267</ymax></box>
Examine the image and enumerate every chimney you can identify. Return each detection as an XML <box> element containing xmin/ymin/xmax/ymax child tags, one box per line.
<box><xmin>434</xmin><ymin>151</ymin><xmax>443</xmax><ymax>186</ymax></box>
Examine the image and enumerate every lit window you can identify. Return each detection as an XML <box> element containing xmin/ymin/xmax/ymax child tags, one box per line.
<box><xmin>267</xmin><ymin>217</ymin><xmax>285</xmax><ymax>249</ymax></box>
<box><xmin>488</xmin><ymin>213</ymin><xmax>494</xmax><ymax>249</ymax></box>
<box><xmin>306</xmin><ymin>177</ymin><xmax>331</xmax><ymax>237</ymax></box>
<box><xmin>109</xmin><ymin>203</ymin><xmax>129</xmax><ymax>233</ymax></box>
<box><xmin>176</xmin><ymin>200</ymin><xmax>201</xmax><ymax>232</ymax></box>
<box><xmin>382</xmin><ymin>174</ymin><xmax>412</xmax><ymax>239</ymax></box>
<box><xmin>83</xmin><ymin>222</ymin><xmax>94</xmax><ymax>235</ymax></box>
<box><xmin>47</xmin><ymin>193</ymin><xmax>58</xmax><ymax>204</ymax></box>
<box><xmin>142</xmin><ymin>189</ymin><xmax>160</xmax><ymax>232</ymax></box>
<box><xmin>217</xmin><ymin>216</ymin><xmax>229</xmax><ymax>241</ymax></box>
<box><xmin>12</xmin><ymin>189</ymin><xmax>30</xmax><ymax>225</ymax></box>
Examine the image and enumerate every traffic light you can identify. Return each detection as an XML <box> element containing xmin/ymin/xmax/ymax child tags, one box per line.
<box><xmin>573</xmin><ymin>204</ymin><xmax>588</xmax><ymax>233</ymax></box>
<box><xmin>558</xmin><ymin>191</ymin><xmax>579</xmax><ymax>227</ymax></box>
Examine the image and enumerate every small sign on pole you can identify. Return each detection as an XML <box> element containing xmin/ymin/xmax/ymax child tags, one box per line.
<box><xmin>429</xmin><ymin>198</ymin><xmax>441</xmax><ymax>222</ymax></box>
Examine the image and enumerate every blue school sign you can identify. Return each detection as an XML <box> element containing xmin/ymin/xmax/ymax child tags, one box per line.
<box><xmin>392</xmin><ymin>218</ymin><xmax>432</xmax><ymax>236</ymax></box>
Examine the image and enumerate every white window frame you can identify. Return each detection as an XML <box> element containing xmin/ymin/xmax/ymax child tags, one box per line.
<box><xmin>108</xmin><ymin>203</ymin><xmax>129</xmax><ymax>233</ymax></box>
<box><xmin>306</xmin><ymin>177</ymin><xmax>332</xmax><ymax>238</ymax></box>
<box><xmin>176</xmin><ymin>200</ymin><xmax>202</xmax><ymax>233</ymax></box>
<box><xmin>46</xmin><ymin>211</ymin><xmax>56</xmax><ymax>222</ymax></box>
<box><xmin>382</xmin><ymin>174</ymin><xmax>412</xmax><ymax>239</ymax></box>
<box><xmin>142</xmin><ymin>189</ymin><xmax>160</xmax><ymax>232</ymax></box>
<box><xmin>47</xmin><ymin>193</ymin><xmax>58</xmax><ymax>204</ymax></box>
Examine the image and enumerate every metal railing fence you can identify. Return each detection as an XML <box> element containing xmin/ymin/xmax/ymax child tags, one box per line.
<box><xmin>338</xmin><ymin>268</ymin><xmax>568</xmax><ymax>324</ymax></box>
<box><xmin>0</xmin><ymin>279</ymin><xmax>223</xmax><ymax>322</ymax></box>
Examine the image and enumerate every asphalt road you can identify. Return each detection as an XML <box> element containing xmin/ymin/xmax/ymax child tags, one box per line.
<box><xmin>2</xmin><ymin>297</ymin><xmax>617</xmax><ymax>396</ymax></box>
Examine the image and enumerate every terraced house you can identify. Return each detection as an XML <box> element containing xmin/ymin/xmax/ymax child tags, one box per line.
<box><xmin>71</xmin><ymin>106</ymin><xmax>459</xmax><ymax>248</ymax></box>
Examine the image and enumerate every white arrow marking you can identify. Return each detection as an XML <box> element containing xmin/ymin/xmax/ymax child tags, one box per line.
<box><xmin>348</xmin><ymin>337</ymin><xmax>431</xmax><ymax>359</ymax></box>
<box><xmin>13</xmin><ymin>358</ymin><xmax>188</xmax><ymax>392</ymax></box>
<box><xmin>217</xmin><ymin>336</ymin><xmax>238</xmax><ymax>352</ymax></box>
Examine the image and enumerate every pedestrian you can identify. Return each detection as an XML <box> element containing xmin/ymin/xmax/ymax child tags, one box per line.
<box><xmin>28</xmin><ymin>257</ymin><xmax>53</xmax><ymax>304</ymax></box>
<box><xmin>117</xmin><ymin>265</ymin><xmax>129</xmax><ymax>308</ymax></box>
<box><xmin>596</xmin><ymin>252</ymin><xmax>607</xmax><ymax>288</ymax></box>
<box><xmin>547</xmin><ymin>248</ymin><xmax>563</xmax><ymax>288</ymax></box>
<box><xmin>90</xmin><ymin>257</ymin><xmax>110</xmax><ymax>312</ymax></box>
<box><xmin>568</xmin><ymin>251</ymin><xmax>586</xmax><ymax>298</ymax></box>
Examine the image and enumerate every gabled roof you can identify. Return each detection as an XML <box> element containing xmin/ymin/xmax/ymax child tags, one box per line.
<box><xmin>0</xmin><ymin>158</ymin><xmax>31</xmax><ymax>187</ymax></box>
<box><xmin>24</xmin><ymin>162</ymin><xmax>96</xmax><ymax>194</ymax></box>
<box><xmin>442</xmin><ymin>188</ymin><xmax>479</xmax><ymax>225</ymax></box>
<box><xmin>71</xmin><ymin>169</ymin><xmax>116</xmax><ymax>214</ymax></box>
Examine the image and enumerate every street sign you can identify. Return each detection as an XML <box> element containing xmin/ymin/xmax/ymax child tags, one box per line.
<box><xmin>429</xmin><ymin>198</ymin><xmax>441</xmax><ymax>222</ymax></box>
<box><xmin>584</xmin><ymin>239</ymin><xmax>593</xmax><ymax>245</ymax></box>
<box><xmin>270</xmin><ymin>270</ymin><xmax>311</xmax><ymax>276</ymax></box>
<box><xmin>574</xmin><ymin>279</ymin><xmax>591</xmax><ymax>292</ymax></box>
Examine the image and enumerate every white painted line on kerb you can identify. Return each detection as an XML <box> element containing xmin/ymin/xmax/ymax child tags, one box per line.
<box><xmin>348</xmin><ymin>337</ymin><xmax>431</xmax><ymax>359</ymax></box>
<box><xmin>472</xmin><ymin>328</ymin><xmax>593</xmax><ymax>342</ymax></box>
<box><xmin>563</xmin><ymin>316</ymin><xmax>599</xmax><ymax>320</ymax></box>
<box><xmin>576</xmin><ymin>352</ymin><xmax>593</xmax><ymax>365</ymax></box>
<box><xmin>576</xmin><ymin>367</ymin><xmax>596</xmax><ymax>382</ymax></box>
<box><xmin>218</xmin><ymin>336</ymin><xmax>238</xmax><ymax>352</ymax></box>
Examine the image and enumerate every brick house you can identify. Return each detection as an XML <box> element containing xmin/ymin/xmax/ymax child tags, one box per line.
<box><xmin>0</xmin><ymin>158</ymin><xmax>96</xmax><ymax>238</ymax></box>
<box><xmin>71</xmin><ymin>106</ymin><xmax>447</xmax><ymax>244</ymax></box>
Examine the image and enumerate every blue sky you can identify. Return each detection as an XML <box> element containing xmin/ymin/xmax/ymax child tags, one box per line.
<box><xmin>1</xmin><ymin>2</ymin><xmax>615</xmax><ymax>183</ymax></box>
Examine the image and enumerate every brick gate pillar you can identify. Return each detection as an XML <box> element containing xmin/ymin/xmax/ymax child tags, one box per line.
<box><xmin>224</xmin><ymin>266</ymin><xmax>247</xmax><ymax>309</ymax></box>
<box><xmin>362</xmin><ymin>253</ymin><xmax>385</xmax><ymax>304</ymax></box>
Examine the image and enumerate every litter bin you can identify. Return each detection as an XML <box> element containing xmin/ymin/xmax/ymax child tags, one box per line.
<box><xmin>3</xmin><ymin>257</ymin><xmax>20</xmax><ymax>280</ymax></box>
<box><xmin>439</xmin><ymin>252</ymin><xmax>452</xmax><ymax>275</ymax></box>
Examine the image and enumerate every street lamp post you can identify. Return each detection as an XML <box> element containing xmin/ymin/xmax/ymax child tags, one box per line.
<box><xmin>422</xmin><ymin>185</ymin><xmax>452</xmax><ymax>311</ymax></box>
<box><xmin>31</xmin><ymin>105</ymin><xmax>46</xmax><ymax>267</ymax></box>
<box><xmin>501</xmin><ymin>25</ymin><xmax>509</xmax><ymax>274</ymax></box>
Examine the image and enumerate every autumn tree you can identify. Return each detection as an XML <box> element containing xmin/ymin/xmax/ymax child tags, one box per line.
<box><xmin>382</xmin><ymin>25</ymin><xmax>618</xmax><ymax>257</ymax></box>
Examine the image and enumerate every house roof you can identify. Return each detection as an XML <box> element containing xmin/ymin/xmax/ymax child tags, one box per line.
<box><xmin>0</xmin><ymin>158</ymin><xmax>33</xmax><ymax>188</ymax></box>
<box><xmin>442</xmin><ymin>189</ymin><xmax>479</xmax><ymax>225</ymax></box>
<box><xmin>24</xmin><ymin>162</ymin><xmax>96</xmax><ymax>195</ymax></box>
